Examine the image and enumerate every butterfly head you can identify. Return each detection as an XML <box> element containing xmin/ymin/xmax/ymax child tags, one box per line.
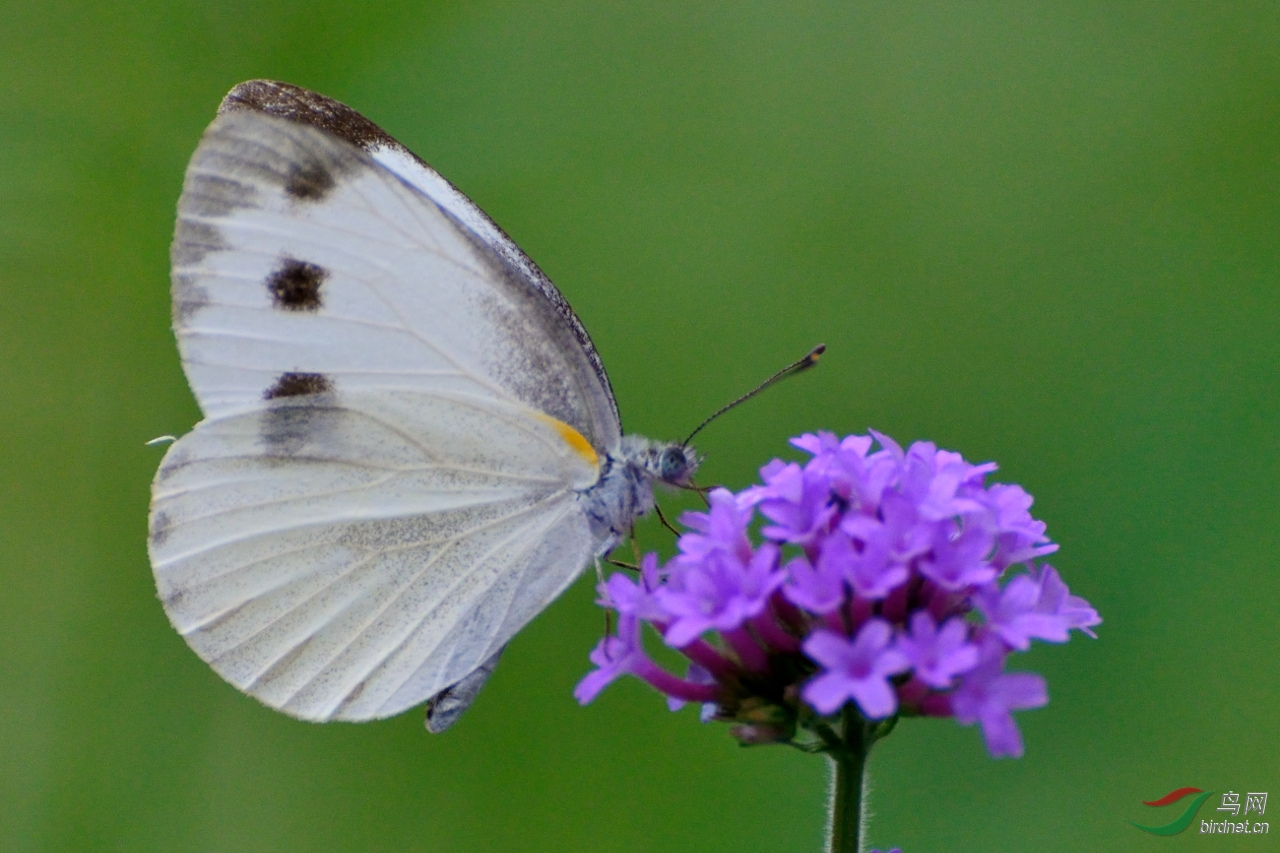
<box><xmin>657</xmin><ymin>443</ymin><xmax>700</xmax><ymax>486</ymax></box>
<box><xmin>620</xmin><ymin>435</ymin><xmax>701</xmax><ymax>488</ymax></box>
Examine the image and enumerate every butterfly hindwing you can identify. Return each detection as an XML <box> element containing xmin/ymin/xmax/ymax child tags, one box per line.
<box><xmin>150</xmin><ymin>391</ymin><xmax>599</xmax><ymax>721</ymax></box>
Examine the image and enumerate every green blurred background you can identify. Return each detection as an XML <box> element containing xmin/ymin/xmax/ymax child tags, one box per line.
<box><xmin>2</xmin><ymin>2</ymin><xmax>1277</xmax><ymax>851</ymax></box>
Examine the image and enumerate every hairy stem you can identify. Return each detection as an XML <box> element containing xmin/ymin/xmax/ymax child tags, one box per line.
<box><xmin>827</xmin><ymin>709</ymin><xmax>873</xmax><ymax>853</ymax></box>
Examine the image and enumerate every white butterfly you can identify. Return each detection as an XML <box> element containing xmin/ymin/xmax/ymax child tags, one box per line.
<box><xmin>149</xmin><ymin>80</ymin><xmax>699</xmax><ymax>731</ymax></box>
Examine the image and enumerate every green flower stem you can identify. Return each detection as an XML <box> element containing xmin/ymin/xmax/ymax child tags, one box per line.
<box><xmin>827</xmin><ymin>710</ymin><xmax>873</xmax><ymax>853</ymax></box>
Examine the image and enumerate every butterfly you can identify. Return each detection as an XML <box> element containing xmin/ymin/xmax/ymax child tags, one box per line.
<box><xmin>149</xmin><ymin>80</ymin><xmax>699</xmax><ymax>731</ymax></box>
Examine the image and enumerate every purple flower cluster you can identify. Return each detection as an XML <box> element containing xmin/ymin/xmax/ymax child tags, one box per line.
<box><xmin>576</xmin><ymin>431</ymin><xmax>1100</xmax><ymax>758</ymax></box>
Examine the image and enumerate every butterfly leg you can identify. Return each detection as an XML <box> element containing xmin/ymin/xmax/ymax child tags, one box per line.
<box><xmin>591</xmin><ymin>557</ymin><xmax>617</xmax><ymax>637</ymax></box>
<box><xmin>653</xmin><ymin>502</ymin><xmax>682</xmax><ymax>537</ymax></box>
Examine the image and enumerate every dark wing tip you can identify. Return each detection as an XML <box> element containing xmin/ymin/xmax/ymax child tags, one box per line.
<box><xmin>218</xmin><ymin>80</ymin><xmax>397</xmax><ymax>154</ymax></box>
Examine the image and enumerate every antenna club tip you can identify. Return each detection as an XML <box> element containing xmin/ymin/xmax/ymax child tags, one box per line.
<box><xmin>798</xmin><ymin>343</ymin><xmax>825</xmax><ymax>368</ymax></box>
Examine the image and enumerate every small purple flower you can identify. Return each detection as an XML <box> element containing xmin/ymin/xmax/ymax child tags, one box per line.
<box><xmin>675</xmin><ymin>487</ymin><xmax>754</xmax><ymax>563</ymax></box>
<box><xmin>748</xmin><ymin>461</ymin><xmax>838</xmax><ymax>547</ymax></box>
<box><xmin>819</xmin><ymin>525</ymin><xmax>911</xmax><ymax>596</ymax></box>
<box><xmin>951</xmin><ymin>639</ymin><xmax>1048</xmax><ymax>758</ymax></box>
<box><xmin>659</xmin><ymin>543</ymin><xmax>785</xmax><ymax>649</ymax></box>
<box><xmin>832</xmin><ymin>431</ymin><xmax>903</xmax><ymax>509</ymax></box>
<box><xmin>576</xmin><ymin>614</ymin><xmax>721</xmax><ymax>706</ymax></box>
<box><xmin>1031</xmin><ymin>563</ymin><xmax>1101</xmax><ymax>638</ymax></box>
<box><xmin>789</xmin><ymin>431</ymin><xmax>840</xmax><ymax>457</ymax></box>
<box><xmin>898</xmin><ymin>441</ymin><xmax>993</xmax><ymax>521</ymax></box>
<box><xmin>974</xmin><ymin>563</ymin><xmax>1100</xmax><ymax>651</ymax></box>
<box><xmin>919</xmin><ymin>521</ymin><xmax>999</xmax><ymax>591</ymax></box>
<box><xmin>574</xmin><ymin>614</ymin><xmax>650</xmax><ymax>704</ymax></box>
<box><xmin>895</xmin><ymin>612</ymin><xmax>980</xmax><ymax>689</ymax></box>
<box><xmin>782</xmin><ymin>553</ymin><xmax>845</xmax><ymax>614</ymax></box>
<box><xmin>841</xmin><ymin>489</ymin><xmax>931</xmax><ymax>570</ymax></box>
<box><xmin>802</xmin><ymin>620</ymin><xmax>910</xmax><ymax>719</ymax></box>
<box><xmin>792</xmin><ymin>431</ymin><xmax>887</xmax><ymax>505</ymax></box>
<box><xmin>983</xmin><ymin>483</ymin><xmax>1059</xmax><ymax>569</ymax></box>
<box><xmin>599</xmin><ymin>552</ymin><xmax>667</xmax><ymax>621</ymax></box>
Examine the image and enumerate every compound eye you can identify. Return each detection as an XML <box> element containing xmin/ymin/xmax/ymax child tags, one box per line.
<box><xmin>659</xmin><ymin>446</ymin><xmax>689</xmax><ymax>482</ymax></box>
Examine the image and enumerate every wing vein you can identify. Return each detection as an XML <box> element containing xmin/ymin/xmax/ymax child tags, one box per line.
<box><xmin>324</xmin><ymin>495</ymin><xmax>572</xmax><ymax>718</ymax></box>
<box><xmin>153</xmin><ymin>460</ymin><xmax>563</xmax><ymax>502</ymax></box>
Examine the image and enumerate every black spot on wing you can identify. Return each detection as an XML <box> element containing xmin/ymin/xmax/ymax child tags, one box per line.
<box><xmin>284</xmin><ymin>158</ymin><xmax>335</xmax><ymax>201</ymax></box>
<box><xmin>266</xmin><ymin>258</ymin><xmax>327</xmax><ymax>311</ymax></box>
<box><xmin>264</xmin><ymin>372</ymin><xmax>333</xmax><ymax>399</ymax></box>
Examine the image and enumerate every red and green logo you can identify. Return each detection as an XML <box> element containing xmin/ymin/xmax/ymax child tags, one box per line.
<box><xmin>1128</xmin><ymin>787</ymin><xmax>1215</xmax><ymax>835</ymax></box>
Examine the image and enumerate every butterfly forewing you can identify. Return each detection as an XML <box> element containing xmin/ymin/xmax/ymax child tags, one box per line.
<box><xmin>172</xmin><ymin>106</ymin><xmax>619</xmax><ymax>451</ymax></box>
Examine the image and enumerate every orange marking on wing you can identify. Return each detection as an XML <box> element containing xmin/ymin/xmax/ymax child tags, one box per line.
<box><xmin>535</xmin><ymin>414</ymin><xmax>599</xmax><ymax>467</ymax></box>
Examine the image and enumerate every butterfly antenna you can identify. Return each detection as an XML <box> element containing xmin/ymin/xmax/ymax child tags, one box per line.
<box><xmin>682</xmin><ymin>343</ymin><xmax>826</xmax><ymax>446</ymax></box>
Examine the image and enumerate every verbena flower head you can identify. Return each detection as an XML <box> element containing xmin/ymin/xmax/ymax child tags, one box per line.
<box><xmin>577</xmin><ymin>430</ymin><xmax>1100</xmax><ymax>759</ymax></box>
